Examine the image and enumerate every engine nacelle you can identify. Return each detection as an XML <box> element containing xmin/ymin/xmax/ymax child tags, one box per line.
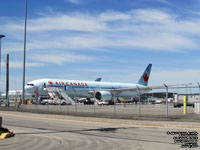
<box><xmin>95</xmin><ymin>91</ymin><xmax>112</xmax><ymax>101</ymax></box>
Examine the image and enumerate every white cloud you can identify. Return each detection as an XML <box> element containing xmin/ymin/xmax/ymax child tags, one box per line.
<box><xmin>119</xmin><ymin>32</ymin><xmax>198</xmax><ymax>51</ymax></box>
<box><xmin>1</xmin><ymin>14</ymin><xmax>105</xmax><ymax>32</ymax></box>
<box><xmin>27</xmin><ymin>14</ymin><xmax>105</xmax><ymax>32</ymax></box>
<box><xmin>65</xmin><ymin>0</ymin><xmax>81</xmax><ymax>5</ymax></box>
<box><xmin>79</xmin><ymin>68</ymin><xmax>116</xmax><ymax>73</ymax></box>
<box><xmin>2</xmin><ymin>61</ymin><xmax>45</xmax><ymax>68</ymax></box>
<box><xmin>132</xmin><ymin>9</ymin><xmax>174</xmax><ymax>24</ymax></box>
<box><xmin>99</xmin><ymin>11</ymin><xmax>131</xmax><ymax>21</ymax></box>
<box><xmin>2</xmin><ymin>6</ymin><xmax>200</xmax><ymax>91</ymax></box>
<box><xmin>1</xmin><ymin>8</ymin><xmax>200</xmax><ymax>56</ymax></box>
<box><xmin>30</xmin><ymin>53</ymin><xmax>93</xmax><ymax>65</ymax></box>
<box><xmin>151</xmin><ymin>69</ymin><xmax>200</xmax><ymax>85</ymax></box>
<box><xmin>154</xmin><ymin>0</ymin><xmax>172</xmax><ymax>6</ymax></box>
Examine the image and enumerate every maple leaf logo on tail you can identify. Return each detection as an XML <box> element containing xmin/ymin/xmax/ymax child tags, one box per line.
<box><xmin>137</xmin><ymin>64</ymin><xmax>152</xmax><ymax>86</ymax></box>
<box><xmin>143</xmin><ymin>73</ymin><xmax>149</xmax><ymax>82</ymax></box>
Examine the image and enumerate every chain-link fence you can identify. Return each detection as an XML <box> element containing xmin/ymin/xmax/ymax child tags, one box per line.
<box><xmin>0</xmin><ymin>85</ymin><xmax>200</xmax><ymax>122</ymax></box>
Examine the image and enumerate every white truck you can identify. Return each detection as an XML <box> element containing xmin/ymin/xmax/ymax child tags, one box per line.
<box><xmin>173</xmin><ymin>94</ymin><xmax>200</xmax><ymax>107</ymax></box>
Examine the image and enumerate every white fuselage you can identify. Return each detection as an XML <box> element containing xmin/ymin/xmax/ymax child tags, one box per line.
<box><xmin>25</xmin><ymin>79</ymin><xmax>150</xmax><ymax>99</ymax></box>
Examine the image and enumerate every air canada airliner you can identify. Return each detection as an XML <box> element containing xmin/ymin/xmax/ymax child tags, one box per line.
<box><xmin>25</xmin><ymin>64</ymin><xmax>163</xmax><ymax>101</ymax></box>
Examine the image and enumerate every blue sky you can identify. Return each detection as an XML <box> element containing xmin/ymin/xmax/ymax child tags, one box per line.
<box><xmin>1</xmin><ymin>0</ymin><xmax>200</xmax><ymax>91</ymax></box>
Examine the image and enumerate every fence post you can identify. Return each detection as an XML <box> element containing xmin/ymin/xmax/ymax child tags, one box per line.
<box><xmin>114</xmin><ymin>90</ymin><xmax>116</xmax><ymax>116</ymax></box>
<box><xmin>136</xmin><ymin>86</ymin><xmax>141</xmax><ymax>118</ymax></box>
<box><xmin>72</xmin><ymin>87</ymin><xmax>77</xmax><ymax>113</ymax></box>
<box><xmin>59</xmin><ymin>90</ymin><xmax>62</xmax><ymax>112</ymax></box>
<box><xmin>197</xmin><ymin>82</ymin><xmax>200</xmax><ymax>119</ymax></box>
<box><xmin>92</xmin><ymin>87</ymin><xmax>96</xmax><ymax>114</ymax></box>
<box><xmin>183</xmin><ymin>96</ymin><xmax>187</xmax><ymax>115</ymax></box>
<box><xmin>163</xmin><ymin>84</ymin><xmax>168</xmax><ymax>118</ymax></box>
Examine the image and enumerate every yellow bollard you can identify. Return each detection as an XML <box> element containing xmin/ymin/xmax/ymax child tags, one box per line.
<box><xmin>183</xmin><ymin>96</ymin><xmax>187</xmax><ymax>115</ymax></box>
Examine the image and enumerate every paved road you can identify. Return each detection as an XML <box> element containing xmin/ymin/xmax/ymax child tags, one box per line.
<box><xmin>0</xmin><ymin>111</ymin><xmax>199</xmax><ymax>150</ymax></box>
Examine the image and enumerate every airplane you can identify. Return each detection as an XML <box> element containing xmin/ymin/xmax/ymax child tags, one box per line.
<box><xmin>0</xmin><ymin>78</ymin><xmax>101</xmax><ymax>100</ymax></box>
<box><xmin>0</xmin><ymin>90</ymin><xmax>22</xmax><ymax>100</ymax></box>
<box><xmin>0</xmin><ymin>90</ymin><xmax>34</xmax><ymax>101</ymax></box>
<box><xmin>25</xmin><ymin>64</ymin><xmax>168</xmax><ymax>103</ymax></box>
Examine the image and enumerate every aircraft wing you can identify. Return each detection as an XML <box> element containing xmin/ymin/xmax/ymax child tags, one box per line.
<box><xmin>106</xmin><ymin>85</ymin><xmax>168</xmax><ymax>94</ymax></box>
<box><xmin>113</xmin><ymin>84</ymin><xmax>187</xmax><ymax>93</ymax></box>
<box><xmin>88</xmin><ymin>84</ymin><xmax>180</xmax><ymax>95</ymax></box>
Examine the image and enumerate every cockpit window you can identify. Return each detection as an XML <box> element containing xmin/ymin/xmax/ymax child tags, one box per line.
<box><xmin>27</xmin><ymin>83</ymin><xmax>34</xmax><ymax>86</ymax></box>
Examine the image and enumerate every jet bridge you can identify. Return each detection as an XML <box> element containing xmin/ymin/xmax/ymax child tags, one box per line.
<box><xmin>44</xmin><ymin>87</ymin><xmax>75</xmax><ymax>105</ymax></box>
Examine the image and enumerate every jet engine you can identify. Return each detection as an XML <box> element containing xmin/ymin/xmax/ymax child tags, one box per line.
<box><xmin>95</xmin><ymin>91</ymin><xmax>112</xmax><ymax>101</ymax></box>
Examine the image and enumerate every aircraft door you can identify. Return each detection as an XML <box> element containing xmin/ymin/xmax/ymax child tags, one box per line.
<box><xmin>44</xmin><ymin>83</ymin><xmax>47</xmax><ymax>88</ymax></box>
<box><xmin>64</xmin><ymin>85</ymin><xmax>69</xmax><ymax>92</ymax></box>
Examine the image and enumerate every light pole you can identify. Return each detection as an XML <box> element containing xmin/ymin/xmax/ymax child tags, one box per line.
<box><xmin>22</xmin><ymin>0</ymin><xmax>27</xmax><ymax>105</ymax></box>
<box><xmin>112</xmin><ymin>87</ymin><xmax>116</xmax><ymax>116</ymax></box>
<box><xmin>189</xmin><ymin>83</ymin><xmax>192</xmax><ymax>96</ymax></box>
<box><xmin>91</xmin><ymin>87</ymin><xmax>96</xmax><ymax>114</ymax></box>
<box><xmin>0</xmin><ymin>35</ymin><xmax>5</xmax><ymax>82</ymax></box>
<box><xmin>114</xmin><ymin>90</ymin><xmax>116</xmax><ymax>116</ymax></box>
<box><xmin>6</xmin><ymin>54</ymin><xmax>9</xmax><ymax>107</ymax></box>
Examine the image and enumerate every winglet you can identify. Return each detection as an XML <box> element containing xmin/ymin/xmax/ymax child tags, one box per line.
<box><xmin>137</xmin><ymin>64</ymin><xmax>152</xmax><ymax>86</ymax></box>
<box><xmin>95</xmin><ymin>78</ymin><xmax>102</xmax><ymax>82</ymax></box>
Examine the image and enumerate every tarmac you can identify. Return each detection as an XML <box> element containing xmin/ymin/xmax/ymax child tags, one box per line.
<box><xmin>0</xmin><ymin>111</ymin><xmax>199</xmax><ymax>150</ymax></box>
